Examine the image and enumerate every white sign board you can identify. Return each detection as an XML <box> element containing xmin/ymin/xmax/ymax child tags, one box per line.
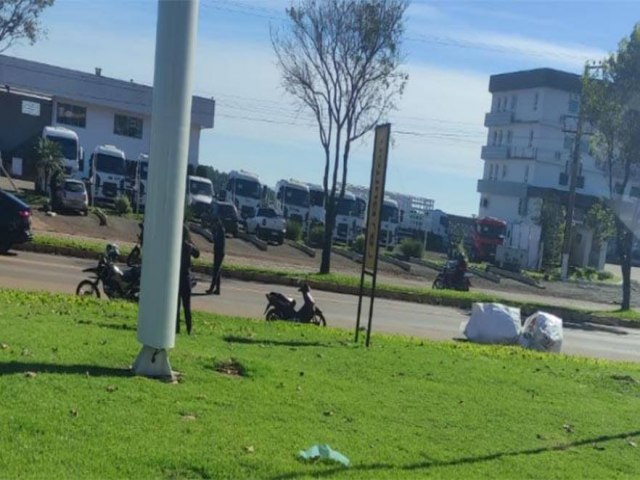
<box><xmin>21</xmin><ymin>100</ymin><xmax>41</xmax><ymax>117</ymax></box>
<box><xmin>364</xmin><ymin>124</ymin><xmax>391</xmax><ymax>270</ymax></box>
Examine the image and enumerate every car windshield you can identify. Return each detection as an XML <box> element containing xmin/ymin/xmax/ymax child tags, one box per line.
<box><xmin>336</xmin><ymin>198</ymin><xmax>355</xmax><ymax>216</ymax></box>
<box><xmin>64</xmin><ymin>181</ymin><xmax>85</xmax><ymax>193</ymax></box>
<box><xmin>355</xmin><ymin>199</ymin><xmax>367</xmax><ymax>218</ymax></box>
<box><xmin>382</xmin><ymin>205</ymin><xmax>399</xmax><ymax>223</ymax></box>
<box><xmin>190</xmin><ymin>180</ymin><xmax>213</xmax><ymax>197</ymax></box>
<box><xmin>284</xmin><ymin>187</ymin><xmax>309</xmax><ymax>208</ymax></box>
<box><xmin>258</xmin><ymin>208</ymin><xmax>277</xmax><ymax>218</ymax></box>
<box><xmin>234</xmin><ymin>179</ymin><xmax>261</xmax><ymax>199</ymax></box>
<box><xmin>96</xmin><ymin>154</ymin><xmax>125</xmax><ymax>175</ymax></box>
<box><xmin>47</xmin><ymin>136</ymin><xmax>77</xmax><ymax>160</ymax></box>
<box><xmin>309</xmin><ymin>190</ymin><xmax>324</xmax><ymax>207</ymax></box>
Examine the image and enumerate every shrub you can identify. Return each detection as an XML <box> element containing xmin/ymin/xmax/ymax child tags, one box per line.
<box><xmin>399</xmin><ymin>238</ymin><xmax>424</xmax><ymax>259</ymax></box>
<box><xmin>286</xmin><ymin>221</ymin><xmax>303</xmax><ymax>241</ymax></box>
<box><xmin>597</xmin><ymin>270</ymin><xmax>614</xmax><ymax>281</ymax></box>
<box><xmin>307</xmin><ymin>224</ymin><xmax>324</xmax><ymax>247</ymax></box>
<box><xmin>352</xmin><ymin>234</ymin><xmax>365</xmax><ymax>254</ymax></box>
<box><xmin>114</xmin><ymin>196</ymin><xmax>132</xmax><ymax>215</ymax></box>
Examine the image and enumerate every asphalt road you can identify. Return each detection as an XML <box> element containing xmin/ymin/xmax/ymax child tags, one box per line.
<box><xmin>1</xmin><ymin>251</ymin><xmax>639</xmax><ymax>362</ymax></box>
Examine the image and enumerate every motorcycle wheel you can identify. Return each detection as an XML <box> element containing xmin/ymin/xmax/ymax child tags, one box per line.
<box><xmin>76</xmin><ymin>280</ymin><xmax>100</xmax><ymax>298</ymax></box>
<box><xmin>265</xmin><ymin>308</ymin><xmax>281</xmax><ymax>321</ymax></box>
<box><xmin>312</xmin><ymin>310</ymin><xmax>327</xmax><ymax>327</ymax></box>
<box><xmin>432</xmin><ymin>278</ymin><xmax>444</xmax><ymax>290</ymax></box>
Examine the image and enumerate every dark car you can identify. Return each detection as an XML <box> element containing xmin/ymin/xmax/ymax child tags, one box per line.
<box><xmin>203</xmin><ymin>200</ymin><xmax>240</xmax><ymax>237</ymax></box>
<box><xmin>0</xmin><ymin>190</ymin><xmax>33</xmax><ymax>253</ymax></box>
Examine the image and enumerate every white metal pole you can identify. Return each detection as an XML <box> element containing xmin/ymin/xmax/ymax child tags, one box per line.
<box><xmin>132</xmin><ymin>0</ymin><xmax>199</xmax><ymax>378</ymax></box>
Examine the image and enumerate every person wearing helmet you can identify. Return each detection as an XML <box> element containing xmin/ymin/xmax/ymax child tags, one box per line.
<box><xmin>176</xmin><ymin>225</ymin><xmax>200</xmax><ymax>335</ymax></box>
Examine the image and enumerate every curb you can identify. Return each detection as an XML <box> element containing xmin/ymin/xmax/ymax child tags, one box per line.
<box><xmin>12</xmin><ymin>241</ymin><xmax>638</xmax><ymax>330</ymax></box>
<box><xmin>381</xmin><ymin>255</ymin><xmax>411</xmax><ymax>272</ymax></box>
<box><xmin>238</xmin><ymin>232</ymin><xmax>268</xmax><ymax>251</ymax></box>
<box><xmin>287</xmin><ymin>240</ymin><xmax>316</xmax><ymax>257</ymax></box>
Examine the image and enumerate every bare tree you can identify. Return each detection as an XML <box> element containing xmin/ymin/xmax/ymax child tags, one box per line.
<box><xmin>272</xmin><ymin>0</ymin><xmax>409</xmax><ymax>274</ymax></box>
<box><xmin>0</xmin><ymin>0</ymin><xmax>54</xmax><ymax>53</ymax></box>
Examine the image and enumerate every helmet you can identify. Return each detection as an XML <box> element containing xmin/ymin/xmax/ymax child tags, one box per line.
<box><xmin>105</xmin><ymin>243</ymin><xmax>120</xmax><ymax>261</ymax></box>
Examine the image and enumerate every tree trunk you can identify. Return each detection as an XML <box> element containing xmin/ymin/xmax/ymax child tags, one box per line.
<box><xmin>616</xmin><ymin>218</ymin><xmax>633</xmax><ymax>311</ymax></box>
<box><xmin>320</xmin><ymin>202</ymin><xmax>335</xmax><ymax>274</ymax></box>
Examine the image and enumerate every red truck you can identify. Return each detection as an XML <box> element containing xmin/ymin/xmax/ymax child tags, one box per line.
<box><xmin>469</xmin><ymin>217</ymin><xmax>507</xmax><ymax>263</ymax></box>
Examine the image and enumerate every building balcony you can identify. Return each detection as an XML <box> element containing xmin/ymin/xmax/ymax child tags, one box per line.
<box><xmin>484</xmin><ymin>111</ymin><xmax>514</xmax><ymax>127</ymax></box>
<box><xmin>509</xmin><ymin>146</ymin><xmax>537</xmax><ymax>159</ymax></box>
<box><xmin>481</xmin><ymin>145</ymin><xmax>509</xmax><ymax>160</ymax></box>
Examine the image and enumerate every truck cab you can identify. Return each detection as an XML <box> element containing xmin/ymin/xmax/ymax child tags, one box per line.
<box><xmin>90</xmin><ymin>144</ymin><xmax>127</xmax><ymax>205</ymax></box>
<box><xmin>187</xmin><ymin>175</ymin><xmax>214</xmax><ymax>219</ymax></box>
<box><xmin>307</xmin><ymin>183</ymin><xmax>326</xmax><ymax>226</ymax></box>
<box><xmin>276</xmin><ymin>179</ymin><xmax>310</xmax><ymax>230</ymax></box>
<box><xmin>225</xmin><ymin>170</ymin><xmax>262</xmax><ymax>221</ymax></box>
<box><xmin>42</xmin><ymin>126</ymin><xmax>81</xmax><ymax>176</ymax></box>
<box><xmin>470</xmin><ymin>216</ymin><xmax>507</xmax><ymax>262</ymax></box>
<box><xmin>380</xmin><ymin>198</ymin><xmax>399</xmax><ymax>249</ymax></box>
<box><xmin>333</xmin><ymin>191</ymin><xmax>358</xmax><ymax>244</ymax></box>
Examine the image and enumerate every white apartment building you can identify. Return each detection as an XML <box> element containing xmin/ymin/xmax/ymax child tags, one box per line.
<box><xmin>477</xmin><ymin>68</ymin><xmax>611</xmax><ymax>268</ymax></box>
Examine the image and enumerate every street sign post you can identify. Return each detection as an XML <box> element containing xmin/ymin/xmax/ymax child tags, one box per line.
<box><xmin>355</xmin><ymin>124</ymin><xmax>391</xmax><ymax>347</ymax></box>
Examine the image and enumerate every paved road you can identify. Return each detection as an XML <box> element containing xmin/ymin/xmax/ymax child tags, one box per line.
<box><xmin>1</xmin><ymin>251</ymin><xmax>639</xmax><ymax>362</ymax></box>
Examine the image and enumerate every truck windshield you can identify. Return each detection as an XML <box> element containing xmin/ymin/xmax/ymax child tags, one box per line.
<box><xmin>234</xmin><ymin>179</ymin><xmax>261</xmax><ymax>199</ymax></box>
<box><xmin>310</xmin><ymin>190</ymin><xmax>324</xmax><ymax>207</ymax></box>
<box><xmin>284</xmin><ymin>187</ymin><xmax>310</xmax><ymax>208</ymax></box>
<box><xmin>355</xmin><ymin>198</ymin><xmax>367</xmax><ymax>218</ymax></box>
<box><xmin>96</xmin><ymin>154</ymin><xmax>125</xmax><ymax>175</ymax></box>
<box><xmin>382</xmin><ymin>205</ymin><xmax>399</xmax><ymax>223</ymax></box>
<box><xmin>336</xmin><ymin>198</ymin><xmax>355</xmax><ymax>216</ymax></box>
<box><xmin>47</xmin><ymin>136</ymin><xmax>77</xmax><ymax>160</ymax></box>
<box><xmin>190</xmin><ymin>180</ymin><xmax>213</xmax><ymax>197</ymax></box>
<box><xmin>477</xmin><ymin>223</ymin><xmax>506</xmax><ymax>238</ymax></box>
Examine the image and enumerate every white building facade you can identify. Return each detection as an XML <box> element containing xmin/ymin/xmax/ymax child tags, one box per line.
<box><xmin>477</xmin><ymin>68</ymin><xmax>610</xmax><ymax>269</ymax></box>
<box><xmin>0</xmin><ymin>54</ymin><xmax>214</xmax><ymax>168</ymax></box>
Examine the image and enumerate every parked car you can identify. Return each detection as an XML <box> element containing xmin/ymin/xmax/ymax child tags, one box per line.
<box><xmin>0</xmin><ymin>190</ymin><xmax>33</xmax><ymax>254</ymax></box>
<box><xmin>54</xmin><ymin>179</ymin><xmax>89</xmax><ymax>215</ymax></box>
<box><xmin>245</xmin><ymin>207</ymin><xmax>286</xmax><ymax>245</ymax></box>
<box><xmin>203</xmin><ymin>200</ymin><xmax>240</xmax><ymax>237</ymax></box>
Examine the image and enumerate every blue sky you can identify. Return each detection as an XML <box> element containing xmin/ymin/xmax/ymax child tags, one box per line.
<box><xmin>6</xmin><ymin>0</ymin><xmax>640</xmax><ymax>215</ymax></box>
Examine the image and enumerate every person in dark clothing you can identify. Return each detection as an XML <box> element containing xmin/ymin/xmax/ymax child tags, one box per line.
<box><xmin>206</xmin><ymin>218</ymin><xmax>226</xmax><ymax>295</ymax></box>
<box><xmin>177</xmin><ymin>225</ymin><xmax>200</xmax><ymax>335</ymax></box>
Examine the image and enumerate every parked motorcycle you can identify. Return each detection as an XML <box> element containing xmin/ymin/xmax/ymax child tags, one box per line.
<box><xmin>264</xmin><ymin>284</ymin><xmax>327</xmax><ymax>326</ymax></box>
<box><xmin>76</xmin><ymin>244</ymin><xmax>141</xmax><ymax>301</ymax></box>
<box><xmin>432</xmin><ymin>259</ymin><xmax>472</xmax><ymax>292</ymax></box>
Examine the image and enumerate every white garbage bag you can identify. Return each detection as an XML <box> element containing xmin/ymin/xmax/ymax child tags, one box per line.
<box><xmin>519</xmin><ymin>311</ymin><xmax>563</xmax><ymax>353</ymax></box>
<box><xmin>464</xmin><ymin>303</ymin><xmax>521</xmax><ymax>344</ymax></box>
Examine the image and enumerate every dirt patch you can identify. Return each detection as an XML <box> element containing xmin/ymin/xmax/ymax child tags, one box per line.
<box><xmin>214</xmin><ymin>358</ymin><xmax>247</xmax><ymax>377</ymax></box>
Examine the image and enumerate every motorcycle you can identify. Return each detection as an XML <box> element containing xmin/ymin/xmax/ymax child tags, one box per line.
<box><xmin>264</xmin><ymin>284</ymin><xmax>327</xmax><ymax>326</ymax></box>
<box><xmin>432</xmin><ymin>259</ymin><xmax>472</xmax><ymax>292</ymax></box>
<box><xmin>76</xmin><ymin>244</ymin><xmax>141</xmax><ymax>301</ymax></box>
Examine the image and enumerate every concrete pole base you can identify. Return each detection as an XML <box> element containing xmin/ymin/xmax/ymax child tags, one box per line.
<box><xmin>132</xmin><ymin>345</ymin><xmax>174</xmax><ymax>380</ymax></box>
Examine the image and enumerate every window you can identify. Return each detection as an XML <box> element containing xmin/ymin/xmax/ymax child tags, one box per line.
<box><xmin>518</xmin><ymin>198</ymin><xmax>527</xmax><ymax>216</ymax></box>
<box><xmin>533</xmin><ymin>92</ymin><xmax>539</xmax><ymax>111</ymax></box>
<box><xmin>524</xmin><ymin>165</ymin><xmax>529</xmax><ymax>183</ymax></box>
<box><xmin>569</xmin><ymin>93</ymin><xmax>579</xmax><ymax>113</ymax></box>
<box><xmin>492</xmin><ymin>131</ymin><xmax>498</xmax><ymax>145</ymax></box>
<box><xmin>56</xmin><ymin>102</ymin><xmax>86</xmax><ymax>127</ymax></box>
<box><xmin>495</xmin><ymin>97</ymin><xmax>501</xmax><ymax>112</ymax></box>
<box><xmin>502</xmin><ymin>165</ymin><xmax>507</xmax><ymax>179</ymax></box>
<box><xmin>481</xmin><ymin>197</ymin><xmax>489</xmax><ymax>208</ymax></box>
<box><xmin>506</xmin><ymin>130</ymin><xmax>513</xmax><ymax>145</ymax></box>
<box><xmin>564</xmin><ymin>135</ymin><xmax>574</xmax><ymax>150</ymax></box>
<box><xmin>498</xmin><ymin>130</ymin><xmax>503</xmax><ymax>145</ymax></box>
<box><xmin>510</xmin><ymin>95</ymin><xmax>518</xmax><ymax>111</ymax></box>
<box><xmin>489</xmin><ymin>164</ymin><xmax>494</xmax><ymax>179</ymax></box>
<box><xmin>114</xmin><ymin>114</ymin><xmax>143</xmax><ymax>138</ymax></box>
<box><xmin>554</xmin><ymin>151</ymin><xmax>562</xmax><ymax>161</ymax></box>
<box><xmin>528</xmin><ymin>129</ymin><xmax>534</xmax><ymax>147</ymax></box>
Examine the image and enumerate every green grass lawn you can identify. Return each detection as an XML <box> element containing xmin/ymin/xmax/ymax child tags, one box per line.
<box><xmin>1</xmin><ymin>289</ymin><xmax>639</xmax><ymax>478</ymax></box>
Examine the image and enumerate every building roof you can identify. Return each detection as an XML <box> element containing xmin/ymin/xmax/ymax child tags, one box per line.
<box><xmin>0</xmin><ymin>54</ymin><xmax>215</xmax><ymax>128</ymax></box>
<box><xmin>489</xmin><ymin>68</ymin><xmax>581</xmax><ymax>94</ymax></box>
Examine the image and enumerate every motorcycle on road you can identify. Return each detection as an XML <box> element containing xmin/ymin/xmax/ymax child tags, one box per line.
<box><xmin>76</xmin><ymin>244</ymin><xmax>141</xmax><ymax>301</ymax></box>
<box><xmin>432</xmin><ymin>259</ymin><xmax>472</xmax><ymax>292</ymax></box>
<box><xmin>264</xmin><ymin>283</ymin><xmax>327</xmax><ymax>326</ymax></box>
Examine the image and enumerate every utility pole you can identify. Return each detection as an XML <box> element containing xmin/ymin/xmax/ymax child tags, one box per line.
<box><xmin>560</xmin><ymin>62</ymin><xmax>601</xmax><ymax>280</ymax></box>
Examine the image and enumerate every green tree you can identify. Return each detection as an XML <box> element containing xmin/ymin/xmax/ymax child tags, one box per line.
<box><xmin>582</xmin><ymin>24</ymin><xmax>640</xmax><ymax>310</ymax></box>
<box><xmin>34</xmin><ymin>137</ymin><xmax>62</xmax><ymax>196</ymax></box>
<box><xmin>272</xmin><ymin>0</ymin><xmax>409</xmax><ymax>274</ymax></box>
<box><xmin>534</xmin><ymin>195</ymin><xmax>566</xmax><ymax>269</ymax></box>
<box><xmin>584</xmin><ymin>201</ymin><xmax>615</xmax><ymax>251</ymax></box>
<box><xmin>0</xmin><ymin>0</ymin><xmax>54</xmax><ymax>52</ymax></box>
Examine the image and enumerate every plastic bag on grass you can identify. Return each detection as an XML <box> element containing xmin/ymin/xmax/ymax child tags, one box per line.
<box><xmin>519</xmin><ymin>311</ymin><xmax>563</xmax><ymax>353</ymax></box>
<box><xmin>464</xmin><ymin>303</ymin><xmax>521</xmax><ymax>344</ymax></box>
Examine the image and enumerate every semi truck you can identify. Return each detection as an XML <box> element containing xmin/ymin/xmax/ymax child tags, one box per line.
<box><xmin>224</xmin><ymin>170</ymin><xmax>262</xmax><ymax>220</ymax></box>
<box><xmin>276</xmin><ymin>179</ymin><xmax>310</xmax><ymax>230</ymax></box>
<box><xmin>88</xmin><ymin>144</ymin><xmax>127</xmax><ymax>205</ymax></box>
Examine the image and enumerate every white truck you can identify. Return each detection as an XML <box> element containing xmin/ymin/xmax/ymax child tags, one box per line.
<box><xmin>225</xmin><ymin>170</ymin><xmax>262</xmax><ymax>221</ymax></box>
<box><xmin>307</xmin><ymin>183</ymin><xmax>326</xmax><ymax>226</ymax></box>
<box><xmin>333</xmin><ymin>191</ymin><xmax>359</xmax><ymax>244</ymax></box>
<box><xmin>245</xmin><ymin>206</ymin><xmax>287</xmax><ymax>245</ymax></box>
<box><xmin>186</xmin><ymin>175</ymin><xmax>215</xmax><ymax>219</ymax></box>
<box><xmin>89</xmin><ymin>144</ymin><xmax>127</xmax><ymax>205</ymax></box>
<box><xmin>380</xmin><ymin>197</ymin><xmax>400</xmax><ymax>249</ymax></box>
<box><xmin>125</xmin><ymin>153</ymin><xmax>149</xmax><ymax>212</ymax></box>
<box><xmin>276</xmin><ymin>179</ymin><xmax>310</xmax><ymax>231</ymax></box>
<box><xmin>42</xmin><ymin>126</ymin><xmax>82</xmax><ymax>176</ymax></box>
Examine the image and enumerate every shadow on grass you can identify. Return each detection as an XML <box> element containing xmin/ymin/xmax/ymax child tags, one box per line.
<box><xmin>271</xmin><ymin>429</ymin><xmax>640</xmax><ymax>479</ymax></box>
<box><xmin>77</xmin><ymin>319</ymin><xmax>137</xmax><ymax>332</ymax></box>
<box><xmin>223</xmin><ymin>335</ymin><xmax>330</xmax><ymax>348</ymax></box>
<box><xmin>0</xmin><ymin>361</ymin><xmax>132</xmax><ymax>377</ymax></box>
<box><xmin>564</xmin><ymin>322</ymin><xmax>629</xmax><ymax>335</ymax></box>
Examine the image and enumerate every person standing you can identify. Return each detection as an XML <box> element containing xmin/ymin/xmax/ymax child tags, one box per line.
<box><xmin>177</xmin><ymin>225</ymin><xmax>200</xmax><ymax>335</ymax></box>
<box><xmin>206</xmin><ymin>218</ymin><xmax>226</xmax><ymax>295</ymax></box>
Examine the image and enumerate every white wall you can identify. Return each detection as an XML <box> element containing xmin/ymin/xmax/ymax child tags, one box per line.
<box><xmin>479</xmin><ymin>193</ymin><xmax>520</xmax><ymax>220</ymax></box>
